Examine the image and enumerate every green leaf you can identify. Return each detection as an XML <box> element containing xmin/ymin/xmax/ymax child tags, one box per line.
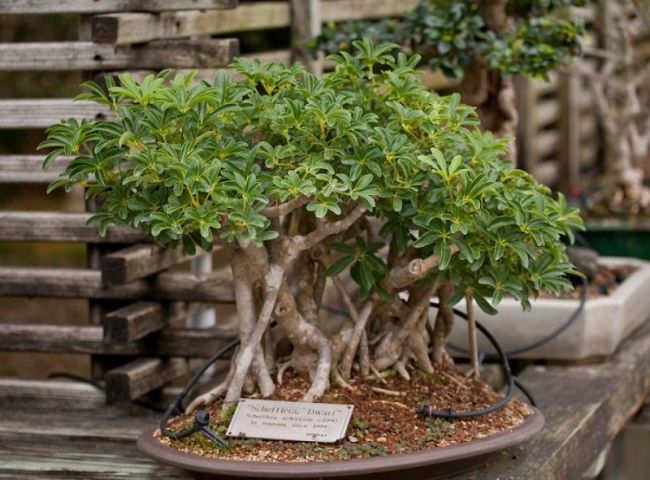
<box><xmin>474</xmin><ymin>294</ymin><xmax>498</xmax><ymax>315</ymax></box>
<box><xmin>325</xmin><ymin>255</ymin><xmax>355</xmax><ymax>276</ymax></box>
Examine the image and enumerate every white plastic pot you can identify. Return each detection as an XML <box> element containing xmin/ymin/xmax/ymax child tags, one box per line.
<box><xmin>446</xmin><ymin>257</ymin><xmax>650</xmax><ymax>360</ymax></box>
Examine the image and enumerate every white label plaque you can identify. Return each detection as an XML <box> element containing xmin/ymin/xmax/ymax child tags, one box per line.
<box><xmin>226</xmin><ymin>399</ymin><xmax>354</xmax><ymax>443</ymax></box>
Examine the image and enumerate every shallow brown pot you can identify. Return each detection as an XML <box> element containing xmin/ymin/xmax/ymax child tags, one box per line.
<box><xmin>137</xmin><ymin>407</ymin><xmax>543</xmax><ymax>480</ymax></box>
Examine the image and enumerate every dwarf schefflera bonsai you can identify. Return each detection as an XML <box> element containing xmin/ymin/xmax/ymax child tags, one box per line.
<box><xmin>40</xmin><ymin>40</ymin><xmax>582</xmax><ymax>413</ymax></box>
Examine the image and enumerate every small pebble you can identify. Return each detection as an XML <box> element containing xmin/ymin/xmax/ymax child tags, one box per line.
<box><xmin>376</xmin><ymin>437</ymin><xmax>387</xmax><ymax>443</ymax></box>
<box><xmin>348</xmin><ymin>435</ymin><xmax>358</xmax><ymax>443</ymax></box>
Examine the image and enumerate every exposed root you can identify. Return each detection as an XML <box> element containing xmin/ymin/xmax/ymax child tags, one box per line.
<box><xmin>359</xmin><ymin>330</ymin><xmax>370</xmax><ymax>377</ymax></box>
<box><xmin>276</xmin><ymin>359</ymin><xmax>291</xmax><ymax>385</ymax></box>
<box><xmin>409</xmin><ymin>311</ymin><xmax>433</xmax><ymax>374</ymax></box>
<box><xmin>370</xmin><ymin>399</ymin><xmax>410</xmax><ymax>410</ymax></box>
<box><xmin>186</xmin><ymin>378</ymin><xmax>230</xmax><ymax>414</ymax></box>
<box><xmin>369</xmin><ymin>363</ymin><xmax>388</xmax><ymax>384</ymax></box>
<box><xmin>222</xmin><ymin>263</ymin><xmax>285</xmax><ymax>412</ymax></box>
<box><xmin>274</xmin><ymin>283</ymin><xmax>332</xmax><ymax>403</ymax></box>
<box><xmin>394</xmin><ymin>354</ymin><xmax>411</xmax><ymax>381</ymax></box>
<box><xmin>371</xmin><ymin>386</ymin><xmax>406</xmax><ymax>397</ymax></box>
<box><xmin>332</xmin><ymin>367</ymin><xmax>356</xmax><ymax>391</ymax></box>
<box><xmin>373</xmin><ymin>283</ymin><xmax>438</xmax><ymax>370</ymax></box>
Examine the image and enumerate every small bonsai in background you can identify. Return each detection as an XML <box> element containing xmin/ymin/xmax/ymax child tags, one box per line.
<box><xmin>40</xmin><ymin>40</ymin><xmax>582</xmax><ymax>412</ymax></box>
<box><xmin>312</xmin><ymin>0</ymin><xmax>587</xmax><ymax>162</ymax></box>
<box><xmin>575</xmin><ymin>0</ymin><xmax>650</xmax><ymax>219</ymax></box>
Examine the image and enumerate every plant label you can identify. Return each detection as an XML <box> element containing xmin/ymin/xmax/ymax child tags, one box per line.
<box><xmin>226</xmin><ymin>398</ymin><xmax>354</xmax><ymax>443</ymax></box>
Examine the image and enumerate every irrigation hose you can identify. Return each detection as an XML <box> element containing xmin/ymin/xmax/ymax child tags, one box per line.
<box><xmin>418</xmin><ymin>301</ymin><xmax>535</xmax><ymax>420</ymax></box>
<box><xmin>159</xmin><ymin>335</ymin><xmax>241</xmax><ymax>443</ymax></box>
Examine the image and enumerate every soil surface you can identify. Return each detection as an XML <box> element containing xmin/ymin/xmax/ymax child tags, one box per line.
<box><xmin>157</xmin><ymin>369</ymin><xmax>532</xmax><ymax>462</ymax></box>
<box><xmin>550</xmin><ymin>264</ymin><xmax>638</xmax><ymax>300</ymax></box>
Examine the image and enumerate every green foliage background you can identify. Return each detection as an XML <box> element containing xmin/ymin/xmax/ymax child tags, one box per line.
<box><xmin>312</xmin><ymin>0</ymin><xmax>587</xmax><ymax>80</ymax></box>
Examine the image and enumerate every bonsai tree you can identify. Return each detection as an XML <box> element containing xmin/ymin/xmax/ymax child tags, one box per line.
<box><xmin>39</xmin><ymin>40</ymin><xmax>582</xmax><ymax>414</ymax></box>
<box><xmin>312</xmin><ymin>0</ymin><xmax>587</xmax><ymax>163</ymax></box>
<box><xmin>576</xmin><ymin>0</ymin><xmax>650</xmax><ymax>217</ymax></box>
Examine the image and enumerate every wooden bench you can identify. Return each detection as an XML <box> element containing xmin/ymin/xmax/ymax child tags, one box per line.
<box><xmin>1</xmin><ymin>321</ymin><xmax>648</xmax><ymax>479</ymax></box>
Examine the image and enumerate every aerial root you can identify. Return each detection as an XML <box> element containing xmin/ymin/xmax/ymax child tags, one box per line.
<box><xmin>185</xmin><ymin>379</ymin><xmax>230</xmax><ymax>414</ymax></box>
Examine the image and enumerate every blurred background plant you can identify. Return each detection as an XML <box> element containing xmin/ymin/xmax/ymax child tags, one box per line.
<box><xmin>312</xmin><ymin>0</ymin><xmax>589</xmax><ymax>163</ymax></box>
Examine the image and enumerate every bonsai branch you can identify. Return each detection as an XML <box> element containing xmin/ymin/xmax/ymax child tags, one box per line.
<box><xmin>262</xmin><ymin>196</ymin><xmax>311</xmax><ymax>217</ymax></box>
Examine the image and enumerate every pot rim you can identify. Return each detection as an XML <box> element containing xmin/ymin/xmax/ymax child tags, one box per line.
<box><xmin>137</xmin><ymin>406</ymin><xmax>544</xmax><ymax>478</ymax></box>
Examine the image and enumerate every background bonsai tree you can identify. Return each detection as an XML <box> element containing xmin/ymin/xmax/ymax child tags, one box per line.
<box><xmin>312</xmin><ymin>0</ymin><xmax>587</xmax><ymax>163</ymax></box>
<box><xmin>575</xmin><ymin>0</ymin><xmax>650</xmax><ymax>218</ymax></box>
<box><xmin>40</xmin><ymin>40</ymin><xmax>582</xmax><ymax>413</ymax></box>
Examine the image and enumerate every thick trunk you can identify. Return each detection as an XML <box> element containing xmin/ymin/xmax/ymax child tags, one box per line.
<box><xmin>232</xmin><ymin>252</ymin><xmax>275</xmax><ymax>397</ymax></box>
<box><xmin>222</xmin><ymin>262</ymin><xmax>285</xmax><ymax>411</ymax></box>
<box><xmin>184</xmin><ymin>204</ymin><xmax>465</xmax><ymax>411</ymax></box>
<box><xmin>274</xmin><ymin>283</ymin><xmax>332</xmax><ymax>402</ymax></box>
<box><xmin>373</xmin><ymin>283</ymin><xmax>438</xmax><ymax>370</ymax></box>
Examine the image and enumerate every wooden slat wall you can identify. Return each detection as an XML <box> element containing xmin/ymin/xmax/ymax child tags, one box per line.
<box><xmin>0</xmin><ymin>0</ymin><xmax>238</xmax><ymax>14</ymax></box>
<box><xmin>515</xmin><ymin>5</ymin><xmax>603</xmax><ymax>192</ymax></box>
<box><xmin>0</xmin><ymin>0</ymin><xmax>242</xmax><ymax>404</ymax></box>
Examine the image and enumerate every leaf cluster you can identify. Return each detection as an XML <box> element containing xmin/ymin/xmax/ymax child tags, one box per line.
<box><xmin>39</xmin><ymin>39</ymin><xmax>583</xmax><ymax>313</ymax></box>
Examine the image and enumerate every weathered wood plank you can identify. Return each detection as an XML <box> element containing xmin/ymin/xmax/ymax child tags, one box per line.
<box><xmin>92</xmin><ymin>0</ymin><xmax>417</xmax><ymax>45</ymax></box>
<box><xmin>532</xmin><ymin>160</ymin><xmax>560</xmax><ymax>186</ymax></box>
<box><xmin>516</xmin><ymin>76</ymin><xmax>539</xmax><ymax>173</ymax></box>
<box><xmin>101</xmin><ymin>244</ymin><xmax>192</xmax><ymax>285</ymax></box>
<box><xmin>291</xmin><ymin>0</ymin><xmax>322</xmax><ymax>74</ymax></box>
<box><xmin>0</xmin><ymin>454</ymin><xmax>189</xmax><ymax>480</ymax></box>
<box><xmin>0</xmin><ymin>267</ymin><xmax>235</xmax><ymax>302</ymax></box>
<box><xmin>530</xmin><ymin>72</ymin><xmax>559</xmax><ymax>98</ymax></box>
<box><xmin>105</xmin><ymin>357</ymin><xmax>188</xmax><ymax>403</ymax></box>
<box><xmin>0</xmin><ymin>408</ymin><xmax>157</xmax><ymax>442</ymax></box>
<box><xmin>103</xmin><ymin>301</ymin><xmax>167</xmax><ymax>343</ymax></box>
<box><xmin>99</xmin><ymin>49</ymin><xmax>293</xmax><ymax>83</ymax></box>
<box><xmin>320</xmin><ymin>0</ymin><xmax>418</xmax><ymax>22</ymax></box>
<box><xmin>558</xmin><ymin>72</ymin><xmax>581</xmax><ymax>193</ymax></box>
<box><xmin>103</xmin><ymin>301</ymin><xmax>204</xmax><ymax>343</ymax></box>
<box><xmin>0</xmin><ymin>378</ymin><xmax>104</xmax><ymax>410</ymax></box>
<box><xmin>536</xmin><ymin>99</ymin><xmax>560</xmax><ymax>129</ymax></box>
<box><xmin>0</xmin><ymin>98</ymin><xmax>111</xmax><ymax>129</ymax></box>
<box><xmin>0</xmin><ymin>323</ymin><xmax>236</xmax><ymax>357</ymax></box>
<box><xmin>536</xmin><ymin>129</ymin><xmax>560</xmax><ymax>160</ymax></box>
<box><xmin>92</xmin><ymin>2</ymin><xmax>291</xmax><ymax>44</ymax></box>
<box><xmin>0</xmin><ymin>0</ymin><xmax>237</xmax><ymax>14</ymax></box>
<box><xmin>458</xmin><ymin>321</ymin><xmax>650</xmax><ymax>479</ymax></box>
<box><xmin>0</xmin><ymin>404</ymin><xmax>189</xmax><ymax>478</ymax></box>
<box><xmin>0</xmin><ymin>39</ymin><xmax>238</xmax><ymax>72</ymax></box>
<box><xmin>0</xmin><ymin>154</ymin><xmax>70</xmax><ymax>183</ymax></box>
<box><xmin>0</xmin><ymin>211</ymin><xmax>145</xmax><ymax>242</ymax></box>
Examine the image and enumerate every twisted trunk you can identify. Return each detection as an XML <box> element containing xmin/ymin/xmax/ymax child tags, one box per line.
<box><xmin>185</xmin><ymin>204</ymin><xmax>466</xmax><ymax>412</ymax></box>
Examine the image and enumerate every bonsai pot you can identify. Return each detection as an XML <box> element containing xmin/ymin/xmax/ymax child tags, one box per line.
<box><xmin>581</xmin><ymin>223</ymin><xmax>650</xmax><ymax>260</ymax></box>
<box><xmin>448</xmin><ymin>257</ymin><xmax>650</xmax><ymax>360</ymax></box>
<box><xmin>137</xmin><ymin>407</ymin><xmax>543</xmax><ymax>480</ymax></box>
